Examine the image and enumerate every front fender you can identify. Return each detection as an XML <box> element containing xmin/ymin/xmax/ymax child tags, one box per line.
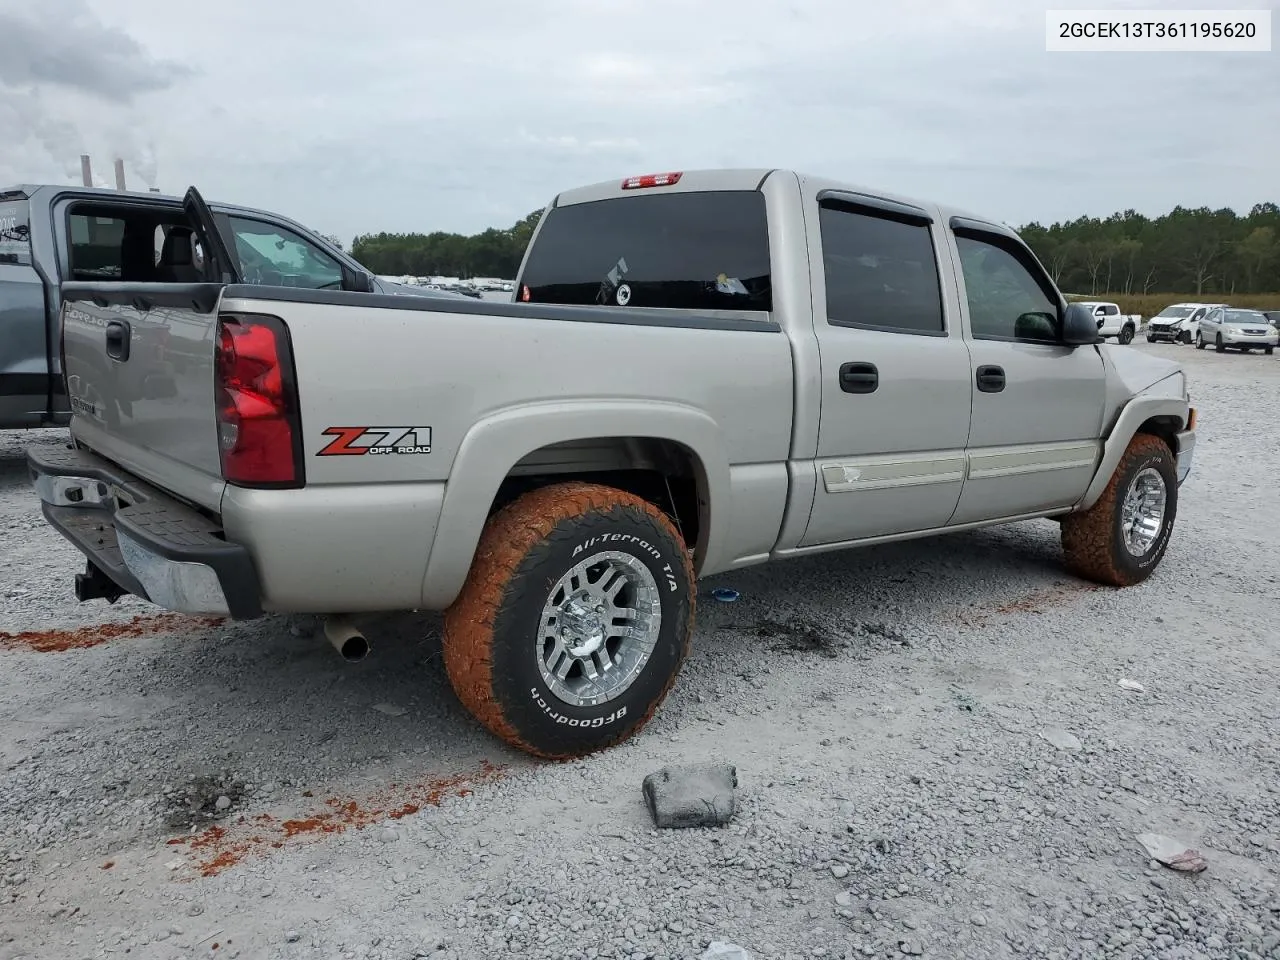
<box><xmin>420</xmin><ymin>400</ymin><xmax>730</xmax><ymax>609</ymax></box>
<box><xmin>1077</xmin><ymin>374</ymin><xmax>1189</xmax><ymax>511</ymax></box>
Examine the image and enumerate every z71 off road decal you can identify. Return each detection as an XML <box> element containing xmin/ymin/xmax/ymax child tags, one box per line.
<box><xmin>317</xmin><ymin>426</ymin><xmax>432</xmax><ymax>456</ymax></box>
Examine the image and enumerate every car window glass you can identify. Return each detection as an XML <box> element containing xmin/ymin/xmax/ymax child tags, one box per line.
<box><xmin>518</xmin><ymin>191</ymin><xmax>771</xmax><ymax>310</ymax></box>
<box><xmin>228</xmin><ymin>217</ymin><xmax>342</xmax><ymax>289</ymax></box>
<box><xmin>0</xmin><ymin>199</ymin><xmax>32</xmax><ymax>266</ymax></box>
<box><xmin>955</xmin><ymin>234</ymin><xmax>1059</xmax><ymax>342</ymax></box>
<box><xmin>818</xmin><ymin>202</ymin><xmax>944</xmax><ymax>335</ymax></box>
<box><xmin>68</xmin><ymin>214</ymin><xmax>126</xmax><ymax>280</ymax></box>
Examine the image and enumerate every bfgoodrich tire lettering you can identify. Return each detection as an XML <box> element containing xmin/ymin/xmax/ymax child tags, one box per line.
<box><xmin>1060</xmin><ymin>433</ymin><xmax>1178</xmax><ymax>587</ymax></box>
<box><xmin>442</xmin><ymin>482</ymin><xmax>695</xmax><ymax>759</ymax></box>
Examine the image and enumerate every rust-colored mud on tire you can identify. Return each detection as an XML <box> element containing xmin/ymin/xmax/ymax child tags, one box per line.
<box><xmin>442</xmin><ymin>482</ymin><xmax>695</xmax><ymax>760</ymax></box>
<box><xmin>1061</xmin><ymin>433</ymin><xmax>1178</xmax><ymax>587</ymax></box>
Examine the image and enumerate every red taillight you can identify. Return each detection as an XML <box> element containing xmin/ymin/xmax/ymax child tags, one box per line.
<box><xmin>214</xmin><ymin>313</ymin><xmax>304</xmax><ymax>487</ymax></box>
<box><xmin>621</xmin><ymin>171</ymin><xmax>683</xmax><ymax>190</ymax></box>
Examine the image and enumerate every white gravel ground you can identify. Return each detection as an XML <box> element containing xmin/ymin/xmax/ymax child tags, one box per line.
<box><xmin>1</xmin><ymin>342</ymin><xmax>1277</xmax><ymax>960</ymax></box>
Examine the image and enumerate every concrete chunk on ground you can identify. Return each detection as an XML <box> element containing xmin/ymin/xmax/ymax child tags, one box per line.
<box><xmin>642</xmin><ymin>762</ymin><xmax>738</xmax><ymax>829</ymax></box>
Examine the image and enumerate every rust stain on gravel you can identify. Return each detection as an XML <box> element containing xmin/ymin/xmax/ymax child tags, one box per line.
<box><xmin>166</xmin><ymin>762</ymin><xmax>505</xmax><ymax>877</ymax></box>
<box><xmin>952</xmin><ymin>582</ymin><xmax>1102</xmax><ymax>627</ymax></box>
<box><xmin>0</xmin><ymin>614</ymin><xmax>224</xmax><ymax>653</ymax></box>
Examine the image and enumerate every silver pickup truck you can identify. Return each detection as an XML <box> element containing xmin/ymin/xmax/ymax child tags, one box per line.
<box><xmin>27</xmin><ymin>170</ymin><xmax>1197</xmax><ymax>759</ymax></box>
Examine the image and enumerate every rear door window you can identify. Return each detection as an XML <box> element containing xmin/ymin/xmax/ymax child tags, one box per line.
<box><xmin>519</xmin><ymin>191</ymin><xmax>772</xmax><ymax>311</ymax></box>
<box><xmin>818</xmin><ymin>200</ymin><xmax>945</xmax><ymax>335</ymax></box>
<box><xmin>0</xmin><ymin>199</ymin><xmax>32</xmax><ymax>266</ymax></box>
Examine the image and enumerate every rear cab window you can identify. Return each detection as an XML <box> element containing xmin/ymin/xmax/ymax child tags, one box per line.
<box><xmin>0</xmin><ymin>198</ymin><xmax>32</xmax><ymax>266</ymax></box>
<box><xmin>518</xmin><ymin>191</ymin><xmax>772</xmax><ymax>312</ymax></box>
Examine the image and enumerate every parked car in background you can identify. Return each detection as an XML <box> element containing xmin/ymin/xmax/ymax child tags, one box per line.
<box><xmin>27</xmin><ymin>171</ymin><xmax>1196</xmax><ymax>759</ymax></box>
<box><xmin>1146</xmin><ymin>303</ymin><xmax>1222</xmax><ymax>344</ymax></box>
<box><xmin>1262</xmin><ymin>309</ymin><xmax>1280</xmax><ymax>331</ymax></box>
<box><xmin>0</xmin><ymin>184</ymin><xmax>459</xmax><ymax>430</ymax></box>
<box><xmin>1196</xmin><ymin>307</ymin><xmax>1279</xmax><ymax>354</ymax></box>
<box><xmin>1075</xmin><ymin>301</ymin><xmax>1140</xmax><ymax>344</ymax></box>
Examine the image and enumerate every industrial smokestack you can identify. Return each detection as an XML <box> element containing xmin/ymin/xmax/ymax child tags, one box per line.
<box><xmin>80</xmin><ymin>155</ymin><xmax>93</xmax><ymax>187</ymax></box>
<box><xmin>113</xmin><ymin>158</ymin><xmax>127</xmax><ymax>191</ymax></box>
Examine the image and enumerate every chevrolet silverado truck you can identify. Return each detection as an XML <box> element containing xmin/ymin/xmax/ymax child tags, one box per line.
<box><xmin>27</xmin><ymin>171</ymin><xmax>1198</xmax><ymax>759</ymax></box>
<box><xmin>0</xmin><ymin>183</ymin><xmax>455</xmax><ymax>430</ymax></box>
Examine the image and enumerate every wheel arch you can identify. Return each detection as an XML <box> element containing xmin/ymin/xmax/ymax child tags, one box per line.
<box><xmin>1077</xmin><ymin>392</ymin><xmax>1188</xmax><ymax>511</ymax></box>
<box><xmin>421</xmin><ymin>401</ymin><xmax>729</xmax><ymax>609</ymax></box>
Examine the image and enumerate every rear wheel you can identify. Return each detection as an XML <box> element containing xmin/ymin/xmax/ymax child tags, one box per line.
<box><xmin>1267</xmin><ymin>347</ymin><xmax>1274</xmax><ymax>355</ymax></box>
<box><xmin>442</xmin><ymin>482</ymin><xmax>695</xmax><ymax>759</ymax></box>
<box><xmin>1061</xmin><ymin>434</ymin><xmax>1177</xmax><ymax>587</ymax></box>
<box><xmin>1118</xmin><ymin>325</ymin><xmax>1134</xmax><ymax>345</ymax></box>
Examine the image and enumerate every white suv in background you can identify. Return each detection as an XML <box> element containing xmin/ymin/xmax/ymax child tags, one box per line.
<box><xmin>1146</xmin><ymin>303</ymin><xmax>1223</xmax><ymax>344</ymax></box>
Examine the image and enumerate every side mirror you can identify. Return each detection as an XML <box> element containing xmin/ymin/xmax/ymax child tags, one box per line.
<box><xmin>345</xmin><ymin>270</ymin><xmax>375</xmax><ymax>293</ymax></box>
<box><xmin>1062</xmin><ymin>303</ymin><xmax>1104</xmax><ymax>345</ymax></box>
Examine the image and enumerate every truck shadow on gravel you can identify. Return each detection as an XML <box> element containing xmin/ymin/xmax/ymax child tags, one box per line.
<box><xmin>4</xmin><ymin>511</ymin><xmax>1098</xmax><ymax>874</ymax></box>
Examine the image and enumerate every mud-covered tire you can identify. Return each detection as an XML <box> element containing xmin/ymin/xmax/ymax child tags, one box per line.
<box><xmin>1060</xmin><ymin>433</ymin><xmax>1178</xmax><ymax>587</ymax></box>
<box><xmin>442</xmin><ymin>482</ymin><xmax>695</xmax><ymax>759</ymax></box>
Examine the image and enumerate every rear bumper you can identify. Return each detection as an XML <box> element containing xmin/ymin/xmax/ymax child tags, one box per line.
<box><xmin>26</xmin><ymin>444</ymin><xmax>262</xmax><ymax>619</ymax></box>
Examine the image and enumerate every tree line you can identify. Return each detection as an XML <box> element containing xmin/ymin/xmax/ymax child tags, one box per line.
<box><xmin>351</xmin><ymin>211</ymin><xmax>543</xmax><ymax>279</ymax></box>
<box><xmin>349</xmin><ymin>201</ymin><xmax>1280</xmax><ymax>295</ymax></box>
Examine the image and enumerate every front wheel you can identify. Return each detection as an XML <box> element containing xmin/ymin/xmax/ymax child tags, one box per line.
<box><xmin>1266</xmin><ymin>347</ymin><xmax>1274</xmax><ymax>355</ymax></box>
<box><xmin>1195</xmin><ymin>332</ymin><xmax>1205</xmax><ymax>350</ymax></box>
<box><xmin>1215</xmin><ymin>334</ymin><xmax>1225</xmax><ymax>353</ymax></box>
<box><xmin>442</xmin><ymin>482</ymin><xmax>695</xmax><ymax>759</ymax></box>
<box><xmin>1178</xmin><ymin>329</ymin><xmax>1192</xmax><ymax>344</ymax></box>
<box><xmin>1118</xmin><ymin>325</ymin><xmax>1134</xmax><ymax>345</ymax></box>
<box><xmin>1146</xmin><ymin>332</ymin><xmax>1157</xmax><ymax>343</ymax></box>
<box><xmin>1061</xmin><ymin>434</ymin><xmax>1177</xmax><ymax>587</ymax></box>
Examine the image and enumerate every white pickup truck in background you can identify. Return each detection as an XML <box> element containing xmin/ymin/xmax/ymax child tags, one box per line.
<box><xmin>1074</xmin><ymin>301</ymin><xmax>1141</xmax><ymax>344</ymax></box>
<box><xmin>27</xmin><ymin>172</ymin><xmax>1197</xmax><ymax>760</ymax></box>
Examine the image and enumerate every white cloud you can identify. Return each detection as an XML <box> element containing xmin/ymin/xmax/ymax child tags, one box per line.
<box><xmin>0</xmin><ymin>0</ymin><xmax>1274</xmax><ymax>244</ymax></box>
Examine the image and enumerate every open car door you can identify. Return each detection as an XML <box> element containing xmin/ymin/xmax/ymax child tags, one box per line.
<box><xmin>183</xmin><ymin>186</ymin><xmax>242</xmax><ymax>285</ymax></box>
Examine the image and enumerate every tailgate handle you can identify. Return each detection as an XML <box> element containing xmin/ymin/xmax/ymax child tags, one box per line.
<box><xmin>105</xmin><ymin>320</ymin><xmax>131</xmax><ymax>362</ymax></box>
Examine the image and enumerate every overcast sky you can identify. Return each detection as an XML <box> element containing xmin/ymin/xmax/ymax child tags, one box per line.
<box><xmin>1</xmin><ymin>0</ymin><xmax>1276</xmax><ymax>244</ymax></box>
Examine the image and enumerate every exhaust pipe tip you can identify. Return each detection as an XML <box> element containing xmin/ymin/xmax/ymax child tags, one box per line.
<box><xmin>324</xmin><ymin>616</ymin><xmax>370</xmax><ymax>663</ymax></box>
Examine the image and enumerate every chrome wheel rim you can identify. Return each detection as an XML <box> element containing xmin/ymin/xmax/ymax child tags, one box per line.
<box><xmin>1121</xmin><ymin>467</ymin><xmax>1167</xmax><ymax>557</ymax></box>
<box><xmin>537</xmin><ymin>551</ymin><xmax>661</xmax><ymax>707</ymax></box>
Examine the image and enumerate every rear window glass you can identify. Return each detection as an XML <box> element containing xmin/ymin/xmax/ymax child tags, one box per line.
<box><xmin>0</xmin><ymin>200</ymin><xmax>32</xmax><ymax>266</ymax></box>
<box><xmin>519</xmin><ymin>191</ymin><xmax>772</xmax><ymax>311</ymax></box>
<box><xmin>69</xmin><ymin>213</ymin><xmax>128</xmax><ymax>280</ymax></box>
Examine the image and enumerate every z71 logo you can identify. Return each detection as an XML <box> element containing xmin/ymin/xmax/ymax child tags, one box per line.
<box><xmin>317</xmin><ymin>426</ymin><xmax>433</xmax><ymax>457</ymax></box>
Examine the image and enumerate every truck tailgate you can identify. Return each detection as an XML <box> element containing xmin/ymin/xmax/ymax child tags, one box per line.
<box><xmin>61</xmin><ymin>283</ymin><xmax>227</xmax><ymax>512</ymax></box>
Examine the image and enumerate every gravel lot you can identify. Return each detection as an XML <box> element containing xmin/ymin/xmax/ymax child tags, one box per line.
<box><xmin>1</xmin><ymin>342</ymin><xmax>1277</xmax><ymax>960</ymax></box>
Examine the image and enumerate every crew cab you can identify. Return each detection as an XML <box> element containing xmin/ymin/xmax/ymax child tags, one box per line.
<box><xmin>1075</xmin><ymin>300</ymin><xmax>1140</xmax><ymax>344</ymax></box>
<box><xmin>0</xmin><ymin>184</ymin><xmax>453</xmax><ymax>430</ymax></box>
<box><xmin>27</xmin><ymin>171</ymin><xmax>1198</xmax><ymax>760</ymax></box>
